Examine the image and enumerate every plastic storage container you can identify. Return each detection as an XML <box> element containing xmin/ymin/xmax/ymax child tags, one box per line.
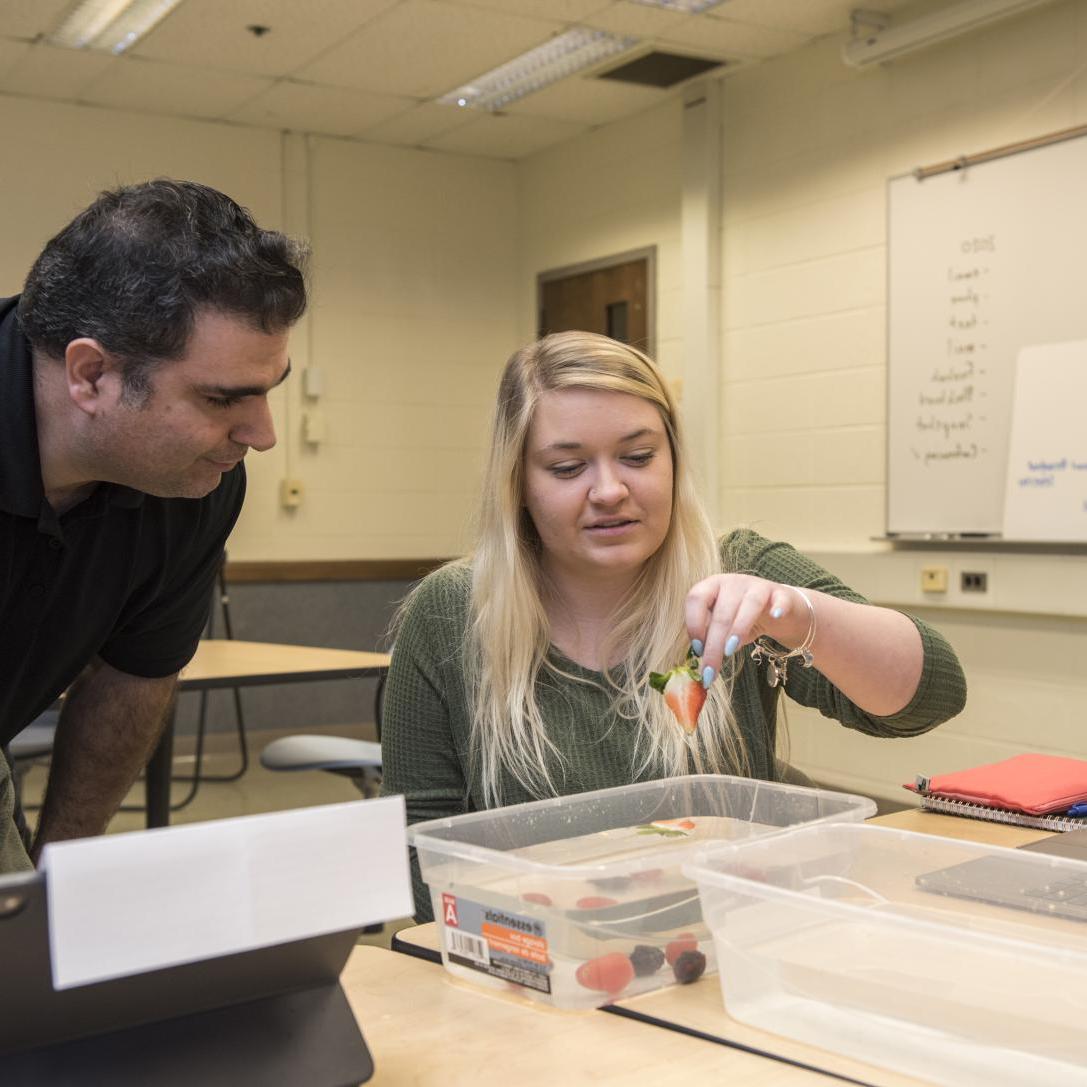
<box><xmin>686</xmin><ymin>823</ymin><xmax>1087</xmax><ymax>1086</ymax></box>
<box><xmin>408</xmin><ymin>775</ymin><xmax>874</xmax><ymax>1008</ymax></box>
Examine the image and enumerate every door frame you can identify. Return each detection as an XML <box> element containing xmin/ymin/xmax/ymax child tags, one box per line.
<box><xmin>536</xmin><ymin>245</ymin><xmax>657</xmax><ymax>357</ymax></box>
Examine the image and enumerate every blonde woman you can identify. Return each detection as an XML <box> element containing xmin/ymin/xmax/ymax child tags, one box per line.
<box><xmin>382</xmin><ymin>332</ymin><xmax>966</xmax><ymax>919</ymax></box>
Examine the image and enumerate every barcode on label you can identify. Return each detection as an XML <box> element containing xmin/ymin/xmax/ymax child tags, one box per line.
<box><xmin>447</xmin><ymin>930</ymin><xmax>490</xmax><ymax>965</ymax></box>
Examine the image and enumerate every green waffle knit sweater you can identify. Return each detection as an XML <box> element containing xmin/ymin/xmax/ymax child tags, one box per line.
<box><xmin>381</xmin><ymin>529</ymin><xmax>967</xmax><ymax>920</ymax></box>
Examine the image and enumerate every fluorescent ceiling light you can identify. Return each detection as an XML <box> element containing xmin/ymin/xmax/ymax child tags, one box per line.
<box><xmin>629</xmin><ymin>0</ymin><xmax>728</xmax><ymax>12</ymax></box>
<box><xmin>50</xmin><ymin>0</ymin><xmax>184</xmax><ymax>55</ymax></box>
<box><xmin>842</xmin><ymin>0</ymin><xmax>1058</xmax><ymax>68</ymax></box>
<box><xmin>439</xmin><ymin>28</ymin><xmax>637</xmax><ymax>112</ymax></box>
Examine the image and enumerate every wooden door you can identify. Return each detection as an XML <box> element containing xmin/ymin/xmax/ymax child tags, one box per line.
<box><xmin>538</xmin><ymin>253</ymin><xmax>652</xmax><ymax>352</ymax></box>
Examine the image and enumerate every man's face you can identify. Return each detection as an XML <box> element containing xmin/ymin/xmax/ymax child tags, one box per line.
<box><xmin>92</xmin><ymin>309</ymin><xmax>290</xmax><ymax>498</ymax></box>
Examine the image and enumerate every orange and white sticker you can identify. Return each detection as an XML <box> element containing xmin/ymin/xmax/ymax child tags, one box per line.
<box><xmin>438</xmin><ymin>894</ymin><xmax>552</xmax><ymax>994</ymax></box>
<box><xmin>481</xmin><ymin>922</ymin><xmax>549</xmax><ymax>966</ymax></box>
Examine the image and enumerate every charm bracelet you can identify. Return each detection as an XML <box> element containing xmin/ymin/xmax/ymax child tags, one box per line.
<box><xmin>750</xmin><ymin>587</ymin><xmax>817</xmax><ymax>689</ymax></box>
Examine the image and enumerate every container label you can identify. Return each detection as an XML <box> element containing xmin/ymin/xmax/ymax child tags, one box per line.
<box><xmin>440</xmin><ymin>894</ymin><xmax>551</xmax><ymax>994</ymax></box>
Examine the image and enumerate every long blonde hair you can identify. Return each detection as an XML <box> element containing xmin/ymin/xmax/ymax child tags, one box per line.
<box><xmin>406</xmin><ymin>332</ymin><xmax>750</xmax><ymax>806</ymax></box>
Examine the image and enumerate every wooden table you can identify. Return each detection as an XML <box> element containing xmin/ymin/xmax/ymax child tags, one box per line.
<box><xmin>387</xmin><ymin>809</ymin><xmax>1056</xmax><ymax>1087</ymax></box>
<box><xmin>341</xmin><ymin>945</ymin><xmax>835</xmax><ymax>1085</ymax></box>
<box><xmin>144</xmin><ymin>640</ymin><xmax>391</xmax><ymax>827</ymax></box>
<box><xmin>868</xmin><ymin>806</ymin><xmax>1052</xmax><ymax>847</ymax></box>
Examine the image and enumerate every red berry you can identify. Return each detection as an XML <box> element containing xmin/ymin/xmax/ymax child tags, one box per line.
<box><xmin>576</xmin><ymin>895</ymin><xmax>618</xmax><ymax>909</ymax></box>
<box><xmin>575</xmin><ymin>952</ymin><xmax>635</xmax><ymax>994</ymax></box>
<box><xmin>649</xmin><ymin>655</ymin><xmax>706</xmax><ymax>734</ymax></box>
<box><xmin>521</xmin><ymin>892</ymin><xmax>552</xmax><ymax>906</ymax></box>
<box><xmin>665</xmin><ymin>933</ymin><xmax>698</xmax><ymax>965</ymax></box>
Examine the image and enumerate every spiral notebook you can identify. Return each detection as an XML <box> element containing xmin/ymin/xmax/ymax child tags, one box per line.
<box><xmin>904</xmin><ymin>753</ymin><xmax>1087</xmax><ymax>832</ymax></box>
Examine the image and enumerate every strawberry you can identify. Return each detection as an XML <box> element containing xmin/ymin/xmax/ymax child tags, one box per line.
<box><xmin>575</xmin><ymin>952</ymin><xmax>635</xmax><ymax>995</ymax></box>
<box><xmin>665</xmin><ymin>933</ymin><xmax>699</xmax><ymax>966</ymax></box>
<box><xmin>649</xmin><ymin>651</ymin><xmax>706</xmax><ymax>734</ymax></box>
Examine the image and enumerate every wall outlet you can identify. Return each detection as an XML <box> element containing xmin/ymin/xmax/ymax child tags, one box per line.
<box><xmin>303</xmin><ymin>366</ymin><xmax>323</xmax><ymax>399</ymax></box>
<box><xmin>302</xmin><ymin>409</ymin><xmax>326</xmax><ymax>444</ymax></box>
<box><xmin>961</xmin><ymin>571</ymin><xmax>988</xmax><ymax>593</ymax></box>
<box><xmin>920</xmin><ymin>566</ymin><xmax>949</xmax><ymax>593</ymax></box>
<box><xmin>279</xmin><ymin>478</ymin><xmax>304</xmax><ymax>509</ymax></box>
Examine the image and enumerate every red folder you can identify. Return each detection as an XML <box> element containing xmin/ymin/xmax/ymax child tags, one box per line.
<box><xmin>905</xmin><ymin>753</ymin><xmax>1087</xmax><ymax>815</ymax></box>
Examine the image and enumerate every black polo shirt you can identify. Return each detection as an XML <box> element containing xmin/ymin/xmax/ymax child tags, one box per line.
<box><xmin>0</xmin><ymin>296</ymin><xmax>245</xmax><ymax>746</ymax></box>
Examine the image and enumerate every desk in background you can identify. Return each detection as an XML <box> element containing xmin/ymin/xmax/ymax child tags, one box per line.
<box><xmin>144</xmin><ymin>640</ymin><xmax>391</xmax><ymax>827</ymax></box>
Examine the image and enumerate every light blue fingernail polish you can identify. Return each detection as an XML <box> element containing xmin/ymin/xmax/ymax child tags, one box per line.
<box><xmin>725</xmin><ymin>634</ymin><xmax>740</xmax><ymax>657</ymax></box>
<box><xmin>771</xmin><ymin>607</ymin><xmax>783</xmax><ymax>620</ymax></box>
<box><xmin>691</xmin><ymin>638</ymin><xmax>704</xmax><ymax>657</ymax></box>
<box><xmin>702</xmin><ymin>665</ymin><xmax>716</xmax><ymax>689</ymax></box>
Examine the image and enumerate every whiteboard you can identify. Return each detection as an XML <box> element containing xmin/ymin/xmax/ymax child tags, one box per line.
<box><xmin>887</xmin><ymin>131</ymin><xmax>1087</xmax><ymax>539</ymax></box>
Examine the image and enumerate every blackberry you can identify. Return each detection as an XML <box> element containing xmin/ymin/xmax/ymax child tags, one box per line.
<box><xmin>671</xmin><ymin>949</ymin><xmax>706</xmax><ymax>984</ymax></box>
<box><xmin>628</xmin><ymin>944</ymin><xmax>665</xmax><ymax>976</ymax></box>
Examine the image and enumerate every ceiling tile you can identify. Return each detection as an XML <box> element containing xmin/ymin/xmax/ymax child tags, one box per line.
<box><xmin>295</xmin><ymin>0</ymin><xmax>565</xmax><ymax>99</ymax></box>
<box><xmin>0</xmin><ymin>38</ymin><xmax>32</xmax><ymax>81</ymax></box>
<box><xmin>229</xmin><ymin>80</ymin><xmax>414</xmax><ymax>137</ymax></box>
<box><xmin>0</xmin><ymin>43</ymin><xmax>114</xmax><ymax>101</ymax></box>
<box><xmin>583</xmin><ymin>2</ymin><xmax>686</xmax><ymax>37</ymax></box>
<box><xmin>357</xmin><ymin>101</ymin><xmax>475</xmax><ymax>147</ymax></box>
<box><xmin>660</xmin><ymin>15</ymin><xmax>808</xmax><ymax>59</ymax></box>
<box><xmin>0</xmin><ymin>1</ymin><xmax>76</xmax><ymax>40</ymax></box>
<box><xmin>452</xmin><ymin>0</ymin><xmax>612</xmax><ymax>19</ymax></box>
<box><xmin>505</xmin><ymin>74</ymin><xmax>666</xmax><ymax>125</ymax></box>
<box><xmin>79</xmin><ymin>57</ymin><xmax>272</xmax><ymax>120</ymax></box>
<box><xmin>131</xmin><ymin>0</ymin><xmax>400</xmax><ymax>77</ymax></box>
<box><xmin>424</xmin><ymin>111</ymin><xmax>586</xmax><ymax>159</ymax></box>
<box><xmin>716</xmin><ymin>0</ymin><xmax>909</xmax><ymax>38</ymax></box>
<box><xmin>0</xmin><ymin>0</ymin><xmax>925</xmax><ymax>152</ymax></box>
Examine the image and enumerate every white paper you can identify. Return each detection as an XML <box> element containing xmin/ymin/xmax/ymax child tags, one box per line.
<box><xmin>42</xmin><ymin>795</ymin><xmax>412</xmax><ymax>990</ymax></box>
<box><xmin>1002</xmin><ymin>339</ymin><xmax>1087</xmax><ymax>541</ymax></box>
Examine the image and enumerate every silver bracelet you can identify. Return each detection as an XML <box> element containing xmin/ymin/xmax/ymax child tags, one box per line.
<box><xmin>750</xmin><ymin>587</ymin><xmax>817</xmax><ymax>689</ymax></box>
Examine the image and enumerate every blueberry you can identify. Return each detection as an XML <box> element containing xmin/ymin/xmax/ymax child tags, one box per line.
<box><xmin>628</xmin><ymin>944</ymin><xmax>665</xmax><ymax>976</ymax></box>
<box><xmin>671</xmin><ymin>949</ymin><xmax>706</xmax><ymax>984</ymax></box>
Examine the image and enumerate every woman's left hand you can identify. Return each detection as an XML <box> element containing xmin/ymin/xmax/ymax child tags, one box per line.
<box><xmin>685</xmin><ymin>574</ymin><xmax>811</xmax><ymax>687</ymax></box>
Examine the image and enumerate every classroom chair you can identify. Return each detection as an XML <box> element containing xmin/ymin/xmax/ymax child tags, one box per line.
<box><xmin>259</xmin><ymin>657</ymin><xmax>386</xmax><ymax>793</ymax></box>
<box><xmin>259</xmin><ymin>734</ymin><xmax>383</xmax><ymax>797</ymax></box>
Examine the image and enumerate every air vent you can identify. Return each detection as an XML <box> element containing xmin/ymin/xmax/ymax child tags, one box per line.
<box><xmin>596</xmin><ymin>51</ymin><xmax>725</xmax><ymax>88</ymax></box>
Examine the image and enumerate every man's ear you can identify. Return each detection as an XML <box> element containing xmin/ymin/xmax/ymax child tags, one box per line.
<box><xmin>64</xmin><ymin>338</ymin><xmax>122</xmax><ymax>415</ymax></box>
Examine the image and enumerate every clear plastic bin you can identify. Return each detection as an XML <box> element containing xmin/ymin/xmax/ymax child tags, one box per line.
<box><xmin>686</xmin><ymin>823</ymin><xmax>1087</xmax><ymax>1085</ymax></box>
<box><xmin>408</xmin><ymin>775</ymin><xmax>874</xmax><ymax>1008</ymax></box>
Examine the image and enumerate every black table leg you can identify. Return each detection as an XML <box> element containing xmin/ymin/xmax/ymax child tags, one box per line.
<box><xmin>145</xmin><ymin>720</ymin><xmax>174</xmax><ymax>828</ymax></box>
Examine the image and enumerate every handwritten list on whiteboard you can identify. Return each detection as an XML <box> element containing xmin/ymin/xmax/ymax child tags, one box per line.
<box><xmin>913</xmin><ymin>235</ymin><xmax>994</xmax><ymax>470</ymax></box>
<box><xmin>886</xmin><ymin>131</ymin><xmax>1087</xmax><ymax>540</ymax></box>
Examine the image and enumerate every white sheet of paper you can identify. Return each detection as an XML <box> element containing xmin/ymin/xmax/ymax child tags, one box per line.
<box><xmin>42</xmin><ymin>795</ymin><xmax>412</xmax><ymax>990</ymax></box>
<box><xmin>1002</xmin><ymin>339</ymin><xmax>1087</xmax><ymax>541</ymax></box>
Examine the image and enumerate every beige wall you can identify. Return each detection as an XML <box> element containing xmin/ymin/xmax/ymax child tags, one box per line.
<box><xmin>515</xmin><ymin>0</ymin><xmax>1087</xmax><ymax>799</ymax></box>
<box><xmin>516</xmin><ymin>98</ymin><xmax>684</xmax><ymax>373</ymax></box>
<box><xmin>246</xmin><ymin>135</ymin><xmax>517</xmax><ymax>560</ymax></box>
<box><xmin>0</xmin><ymin>97</ymin><xmax>518</xmax><ymax>563</ymax></box>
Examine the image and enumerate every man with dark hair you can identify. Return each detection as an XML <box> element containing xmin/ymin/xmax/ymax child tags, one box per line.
<box><xmin>0</xmin><ymin>179</ymin><xmax>308</xmax><ymax>872</ymax></box>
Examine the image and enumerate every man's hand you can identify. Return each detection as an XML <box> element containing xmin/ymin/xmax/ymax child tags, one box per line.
<box><xmin>30</xmin><ymin>659</ymin><xmax>178</xmax><ymax>861</ymax></box>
